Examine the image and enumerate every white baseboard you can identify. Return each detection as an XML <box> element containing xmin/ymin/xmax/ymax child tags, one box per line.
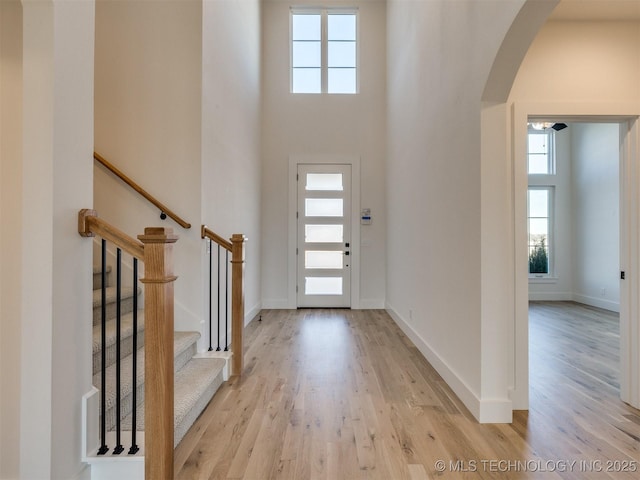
<box><xmin>245</xmin><ymin>302</ymin><xmax>262</xmax><ymax>325</ymax></box>
<box><xmin>261</xmin><ymin>299</ymin><xmax>385</xmax><ymax>310</ymax></box>
<box><xmin>82</xmin><ymin>388</ymin><xmax>99</xmax><ymax>460</ymax></box>
<box><xmin>83</xmin><ymin>387</ymin><xmax>144</xmax><ymax>480</ymax></box>
<box><xmin>528</xmin><ymin>291</ymin><xmax>572</xmax><ymax>301</ymax></box>
<box><xmin>194</xmin><ymin>350</ymin><xmax>232</xmax><ymax>381</ymax></box>
<box><xmin>87</xmin><ymin>453</ymin><xmax>144</xmax><ymax>480</ymax></box>
<box><xmin>572</xmin><ymin>294</ymin><xmax>620</xmax><ymax>313</ymax></box>
<box><xmin>529</xmin><ymin>292</ymin><xmax>620</xmax><ymax>313</ymax></box>
<box><xmin>385</xmin><ymin>304</ymin><xmax>512</xmax><ymax>423</ymax></box>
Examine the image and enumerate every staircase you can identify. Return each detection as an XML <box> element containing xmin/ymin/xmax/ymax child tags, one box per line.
<box><xmin>84</xmin><ymin>262</ymin><xmax>227</xmax><ymax>479</ymax></box>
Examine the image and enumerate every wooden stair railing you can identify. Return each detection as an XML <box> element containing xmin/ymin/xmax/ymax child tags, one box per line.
<box><xmin>201</xmin><ymin>225</ymin><xmax>246</xmax><ymax>376</ymax></box>
<box><xmin>94</xmin><ymin>151</ymin><xmax>191</xmax><ymax>229</ymax></box>
<box><xmin>79</xmin><ymin>209</ymin><xmax>177</xmax><ymax>480</ymax></box>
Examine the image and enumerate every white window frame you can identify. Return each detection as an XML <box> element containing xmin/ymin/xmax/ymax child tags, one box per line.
<box><xmin>527</xmin><ymin>129</ymin><xmax>556</xmax><ymax>176</ymax></box>
<box><xmin>527</xmin><ymin>126</ymin><xmax>558</xmax><ymax>280</ymax></box>
<box><xmin>290</xmin><ymin>7</ymin><xmax>359</xmax><ymax>94</ymax></box>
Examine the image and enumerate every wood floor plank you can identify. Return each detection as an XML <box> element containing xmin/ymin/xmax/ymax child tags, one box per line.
<box><xmin>176</xmin><ymin>303</ymin><xmax>640</xmax><ymax>480</ymax></box>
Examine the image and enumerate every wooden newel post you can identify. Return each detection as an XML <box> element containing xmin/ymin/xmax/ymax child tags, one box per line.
<box><xmin>231</xmin><ymin>234</ymin><xmax>246</xmax><ymax>376</ymax></box>
<box><xmin>138</xmin><ymin>227</ymin><xmax>179</xmax><ymax>480</ymax></box>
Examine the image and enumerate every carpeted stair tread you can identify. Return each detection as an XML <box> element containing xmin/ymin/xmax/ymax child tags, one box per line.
<box><xmin>92</xmin><ymin>310</ymin><xmax>146</xmax><ymax>375</ymax></box>
<box><xmin>92</xmin><ymin>286</ymin><xmax>138</xmax><ymax>308</ymax></box>
<box><xmin>92</xmin><ymin>286</ymin><xmax>141</xmax><ymax>324</ymax></box>
<box><xmin>173</xmin><ymin>331</ymin><xmax>200</xmax><ymax>372</ymax></box>
<box><xmin>93</xmin><ymin>265</ymin><xmax>112</xmax><ymax>290</ymax></box>
<box><xmin>119</xmin><ymin>357</ymin><xmax>226</xmax><ymax>447</ymax></box>
<box><xmin>93</xmin><ymin>331</ymin><xmax>201</xmax><ymax>431</ymax></box>
<box><xmin>93</xmin><ymin>265</ymin><xmax>112</xmax><ymax>274</ymax></box>
<box><xmin>91</xmin><ymin>263</ymin><xmax>228</xmax><ymax>453</ymax></box>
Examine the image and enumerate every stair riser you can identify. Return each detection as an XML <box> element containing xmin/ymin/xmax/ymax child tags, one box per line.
<box><xmin>93</xmin><ymin>336</ymin><xmax>146</xmax><ymax>376</ymax></box>
<box><xmin>100</xmin><ymin>342</ymin><xmax>196</xmax><ymax>433</ymax></box>
<box><xmin>94</xmin><ymin>336</ymin><xmax>196</xmax><ymax>378</ymax></box>
<box><xmin>173</xmin><ymin>368</ymin><xmax>224</xmax><ymax>446</ymax></box>
<box><xmin>93</xmin><ymin>297</ymin><xmax>135</xmax><ymax>325</ymax></box>
<box><xmin>118</xmin><ymin>357</ymin><xmax>226</xmax><ymax>447</ymax></box>
<box><xmin>93</xmin><ymin>270</ymin><xmax>111</xmax><ymax>291</ymax></box>
<box><xmin>103</xmin><ymin>381</ymin><xmax>144</xmax><ymax>433</ymax></box>
<box><xmin>174</xmin><ymin>342</ymin><xmax>197</xmax><ymax>373</ymax></box>
<box><xmin>94</xmin><ymin>333</ymin><xmax>200</xmax><ymax>431</ymax></box>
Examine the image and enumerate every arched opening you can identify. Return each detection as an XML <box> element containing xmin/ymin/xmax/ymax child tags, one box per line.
<box><xmin>481</xmin><ymin>0</ymin><xmax>640</xmax><ymax>414</ymax></box>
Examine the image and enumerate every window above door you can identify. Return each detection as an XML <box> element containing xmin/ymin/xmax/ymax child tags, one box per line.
<box><xmin>291</xmin><ymin>8</ymin><xmax>358</xmax><ymax>94</ymax></box>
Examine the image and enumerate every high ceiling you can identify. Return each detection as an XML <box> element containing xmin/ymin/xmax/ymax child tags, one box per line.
<box><xmin>549</xmin><ymin>0</ymin><xmax>640</xmax><ymax>21</ymax></box>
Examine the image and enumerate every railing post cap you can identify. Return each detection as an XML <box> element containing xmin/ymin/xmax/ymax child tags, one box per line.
<box><xmin>138</xmin><ymin>227</ymin><xmax>179</xmax><ymax>244</ymax></box>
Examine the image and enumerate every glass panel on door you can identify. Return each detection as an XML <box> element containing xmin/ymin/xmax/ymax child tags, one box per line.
<box><xmin>305</xmin><ymin>224</ymin><xmax>344</xmax><ymax>243</ymax></box>
<box><xmin>305</xmin><ymin>198</ymin><xmax>343</xmax><ymax>217</ymax></box>
<box><xmin>305</xmin><ymin>173</ymin><xmax>344</xmax><ymax>191</ymax></box>
<box><xmin>305</xmin><ymin>277</ymin><xmax>343</xmax><ymax>296</ymax></box>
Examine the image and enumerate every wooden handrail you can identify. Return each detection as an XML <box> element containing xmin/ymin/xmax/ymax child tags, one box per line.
<box><xmin>201</xmin><ymin>225</ymin><xmax>246</xmax><ymax>376</ymax></box>
<box><xmin>78</xmin><ymin>208</ymin><xmax>144</xmax><ymax>258</ymax></box>
<box><xmin>94</xmin><ymin>151</ymin><xmax>191</xmax><ymax>229</ymax></box>
<box><xmin>79</xmin><ymin>209</ymin><xmax>178</xmax><ymax>479</ymax></box>
<box><xmin>201</xmin><ymin>225</ymin><xmax>232</xmax><ymax>251</ymax></box>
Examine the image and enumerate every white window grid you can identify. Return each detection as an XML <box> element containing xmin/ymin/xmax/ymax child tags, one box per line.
<box><xmin>290</xmin><ymin>7</ymin><xmax>359</xmax><ymax>94</ymax></box>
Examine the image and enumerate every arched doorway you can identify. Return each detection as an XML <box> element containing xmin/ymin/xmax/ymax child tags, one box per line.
<box><xmin>481</xmin><ymin>0</ymin><xmax>640</xmax><ymax>413</ymax></box>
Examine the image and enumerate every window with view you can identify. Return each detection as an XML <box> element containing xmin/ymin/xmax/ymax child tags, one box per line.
<box><xmin>527</xmin><ymin>126</ymin><xmax>556</xmax><ymax>276</ymax></box>
<box><xmin>528</xmin><ymin>187</ymin><xmax>552</xmax><ymax>276</ymax></box>
<box><xmin>291</xmin><ymin>9</ymin><xmax>358</xmax><ymax>94</ymax></box>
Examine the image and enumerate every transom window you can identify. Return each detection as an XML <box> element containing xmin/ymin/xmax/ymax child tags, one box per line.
<box><xmin>527</xmin><ymin>130</ymin><xmax>556</xmax><ymax>175</ymax></box>
<box><xmin>291</xmin><ymin>9</ymin><xmax>358</xmax><ymax>94</ymax></box>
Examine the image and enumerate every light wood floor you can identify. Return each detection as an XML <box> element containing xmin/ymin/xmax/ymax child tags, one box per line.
<box><xmin>175</xmin><ymin>304</ymin><xmax>640</xmax><ymax>479</ymax></box>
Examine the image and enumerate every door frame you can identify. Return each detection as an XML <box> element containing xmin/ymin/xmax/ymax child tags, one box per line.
<box><xmin>288</xmin><ymin>154</ymin><xmax>361</xmax><ymax>309</ymax></box>
<box><xmin>512</xmin><ymin>102</ymin><xmax>640</xmax><ymax>410</ymax></box>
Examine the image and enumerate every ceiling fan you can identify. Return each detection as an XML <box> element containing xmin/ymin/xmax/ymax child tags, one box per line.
<box><xmin>529</xmin><ymin>122</ymin><xmax>568</xmax><ymax>131</ymax></box>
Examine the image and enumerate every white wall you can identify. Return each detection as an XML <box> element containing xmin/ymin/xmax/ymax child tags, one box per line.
<box><xmin>386</xmin><ymin>0</ymin><xmax>538</xmax><ymax>422</ymax></box>
<box><xmin>95</xmin><ymin>0</ymin><xmax>262</xmax><ymax>350</ymax></box>
<box><xmin>571</xmin><ymin>123</ymin><xmax>620</xmax><ymax>311</ymax></box>
<box><xmin>50</xmin><ymin>2</ymin><xmax>95</xmax><ymax>476</ymax></box>
<box><xmin>202</xmin><ymin>0</ymin><xmax>262</xmax><ymax>327</ymax></box>
<box><xmin>1</xmin><ymin>1</ymin><xmax>95</xmax><ymax>478</ymax></box>
<box><xmin>261</xmin><ymin>0</ymin><xmax>387</xmax><ymax>309</ymax></box>
<box><xmin>94</xmin><ymin>0</ymin><xmax>205</xmax><ymax>333</ymax></box>
<box><xmin>510</xmin><ymin>21</ymin><xmax>640</xmax><ymax>104</ymax></box>
<box><xmin>0</xmin><ymin>1</ymin><xmax>22</xmax><ymax>477</ymax></box>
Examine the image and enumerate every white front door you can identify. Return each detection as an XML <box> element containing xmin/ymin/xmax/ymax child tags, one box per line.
<box><xmin>297</xmin><ymin>164</ymin><xmax>351</xmax><ymax>308</ymax></box>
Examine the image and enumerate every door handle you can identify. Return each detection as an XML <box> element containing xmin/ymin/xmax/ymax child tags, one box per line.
<box><xmin>345</xmin><ymin>251</ymin><xmax>350</xmax><ymax>256</ymax></box>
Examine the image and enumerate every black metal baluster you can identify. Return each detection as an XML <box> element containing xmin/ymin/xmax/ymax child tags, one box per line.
<box><xmin>98</xmin><ymin>239</ymin><xmax>109</xmax><ymax>455</ymax></box>
<box><xmin>113</xmin><ymin>248</ymin><xmax>124</xmax><ymax>454</ymax></box>
<box><xmin>128</xmin><ymin>258</ymin><xmax>139</xmax><ymax>455</ymax></box>
<box><xmin>216</xmin><ymin>244</ymin><xmax>221</xmax><ymax>351</ymax></box>
<box><xmin>225</xmin><ymin>249</ymin><xmax>229</xmax><ymax>351</ymax></box>
<box><xmin>208</xmin><ymin>239</ymin><xmax>213</xmax><ymax>351</ymax></box>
